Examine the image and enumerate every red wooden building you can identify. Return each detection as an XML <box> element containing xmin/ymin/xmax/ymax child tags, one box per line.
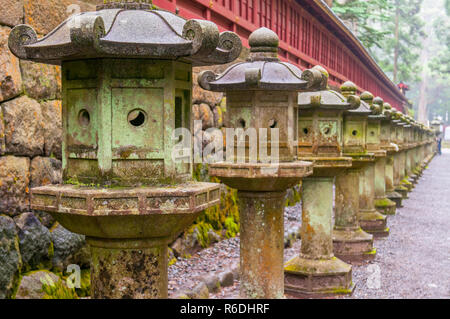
<box><xmin>154</xmin><ymin>0</ymin><xmax>408</xmax><ymax>112</ymax></box>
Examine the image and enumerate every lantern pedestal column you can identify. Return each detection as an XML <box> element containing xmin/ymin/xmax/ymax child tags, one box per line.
<box><xmin>285</xmin><ymin>162</ymin><xmax>354</xmax><ymax>297</ymax></box>
<box><xmin>359</xmin><ymin>161</ymin><xmax>389</xmax><ymax>237</ymax></box>
<box><xmin>374</xmin><ymin>156</ymin><xmax>397</xmax><ymax>215</ymax></box>
<box><xmin>385</xmin><ymin>153</ymin><xmax>403</xmax><ymax>208</ymax></box>
<box><xmin>333</xmin><ymin>161</ymin><xmax>376</xmax><ymax>264</ymax></box>
<box><xmin>238</xmin><ymin>190</ymin><xmax>287</xmax><ymax>299</ymax></box>
<box><xmin>210</xmin><ymin>163</ymin><xmax>313</xmax><ymax>299</ymax></box>
<box><xmin>88</xmin><ymin>237</ymin><xmax>169</xmax><ymax>299</ymax></box>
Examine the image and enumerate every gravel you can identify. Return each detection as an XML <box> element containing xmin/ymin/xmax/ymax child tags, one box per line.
<box><xmin>169</xmin><ymin>149</ymin><xmax>450</xmax><ymax>299</ymax></box>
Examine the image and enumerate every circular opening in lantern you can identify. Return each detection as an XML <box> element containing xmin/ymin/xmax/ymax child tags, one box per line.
<box><xmin>303</xmin><ymin>128</ymin><xmax>309</xmax><ymax>135</ymax></box>
<box><xmin>78</xmin><ymin>109</ymin><xmax>90</xmax><ymax>127</ymax></box>
<box><xmin>128</xmin><ymin>109</ymin><xmax>147</xmax><ymax>127</ymax></box>
<box><xmin>269</xmin><ymin>119</ymin><xmax>277</xmax><ymax>128</ymax></box>
<box><xmin>352</xmin><ymin>130</ymin><xmax>358</xmax><ymax>136</ymax></box>
<box><xmin>239</xmin><ymin>118</ymin><xmax>246</xmax><ymax>128</ymax></box>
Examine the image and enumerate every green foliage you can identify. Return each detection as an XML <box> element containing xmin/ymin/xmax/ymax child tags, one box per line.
<box><xmin>40</xmin><ymin>275</ymin><xmax>78</xmax><ymax>299</ymax></box>
<box><xmin>224</xmin><ymin>216</ymin><xmax>239</xmax><ymax>239</ymax></box>
<box><xmin>188</xmin><ymin>164</ymin><xmax>240</xmax><ymax>248</ymax></box>
<box><xmin>332</xmin><ymin>0</ymin><xmax>393</xmax><ymax>49</ymax></box>
<box><xmin>332</xmin><ymin>0</ymin><xmax>425</xmax><ymax>83</ymax></box>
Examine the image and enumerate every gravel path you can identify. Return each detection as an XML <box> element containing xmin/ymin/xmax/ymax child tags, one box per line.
<box><xmin>169</xmin><ymin>150</ymin><xmax>450</xmax><ymax>299</ymax></box>
<box><xmin>345</xmin><ymin>149</ymin><xmax>450</xmax><ymax>299</ymax></box>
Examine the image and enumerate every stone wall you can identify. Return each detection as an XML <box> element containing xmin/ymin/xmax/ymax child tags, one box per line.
<box><xmin>0</xmin><ymin>0</ymin><xmax>100</xmax><ymax>299</ymax></box>
<box><xmin>0</xmin><ymin>0</ymin><xmax>250</xmax><ymax>298</ymax></box>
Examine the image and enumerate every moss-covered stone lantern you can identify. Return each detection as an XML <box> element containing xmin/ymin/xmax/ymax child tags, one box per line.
<box><xmin>368</xmin><ymin>98</ymin><xmax>397</xmax><ymax>216</ymax></box>
<box><xmin>391</xmin><ymin>111</ymin><xmax>409</xmax><ymax>199</ymax></box>
<box><xmin>198</xmin><ymin>27</ymin><xmax>315</xmax><ymax>299</ymax></box>
<box><xmin>332</xmin><ymin>84</ymin><xmax>376</xmax><ymax>264</ymax></box>
<box><xmin>9</xmin><ymin>1</ymin><xmax>242</xmax><ymax>298</ymax></box>
<box><xmin>381</xmin><ymin>102</ymin><xmax>403</xmax><ymax>208</ymax></box>
<box><xmin>284</xmin><ymin>66</ymin><xmax>356</xmax><ymax>297</ymax></box>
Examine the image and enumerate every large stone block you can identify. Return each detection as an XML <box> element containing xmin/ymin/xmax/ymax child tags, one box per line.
<box><xmin>0</xmin><ymin>215</ymin><xmax>22</xmax><ymax>299</ymax></box>
<box><xmin>24</xmin><ymin>0</ymin><xmax>96</xmax><ymax>35</ymax></box>
<box><xmin>51</xmin><ymin>223</ymin><xmax>89</xmax><ymax>272</ymax></box>
<box><xmin>40</xmin><ymin>100</ymin><xmax>62</xmax><ymax>158</ymax></box>
<box><xmin>14</xmin><ymin>212</ymin><xmax>52</xmax><ymax>270</ymax></box>
<box><xmin>30</xmin><ymin>157</ymin><xmax>62</xmax><ymax>188</ymax></box>
<box><xmin>0</xmin><ymin>0</ymin><xmax>24</xmax><ymax>27</ymax></box>
<box><xmin>20</xmin><ymin>60</ymin><xmax>61</xmax><ymax>100</ymax></box>
<box><xmin>2</xmin><ymin>95</ymin><xmax>45</xmax><ymax>157</ymax></box>
<box><xmin>15</xmin><ymin>270</ymin><xmax>59</xmax><ymax>299</ymax></box>
<box><xmin>0</xmin><ymin>26</ymin><xmax>22</xmax><ymax>103</ymax></box>
<box><xmin>0</xmin><ymin>156</ymin><xmax>30</xmax><ymax>215</ymax></box>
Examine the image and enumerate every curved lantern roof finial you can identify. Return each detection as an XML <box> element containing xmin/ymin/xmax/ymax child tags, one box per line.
<box><xmin>8</xmin><ymin>2</ymin><xmax>242</xmax><ymax>66</ymax></box>
<box><xmin>197</xmin><ymin>27</ymin><xmax>322</xmax><ymax>91</ymax></box>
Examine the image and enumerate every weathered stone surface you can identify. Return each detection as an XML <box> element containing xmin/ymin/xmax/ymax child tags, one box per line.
<box><xmin>192</xmin><ymin>72</ymin><xmax>223</xmax><ymax>106</ymax></box>
<box><xmin>51</xmin><ymin>223</ymin><xmax>87</xmax><ymax>271</ymax></box>
<box><xmin>14</xmin><ymin>212</ymin><xmax>52</xmax><ymax>269</ymax></box>
<box><xmin>2</xmin><ymin>96</ymin><xmax>45</xmax><ymax>157</ymax></box>
<box><xmin>33</xmin><ymin>211</ymin><xmax>55</xmax><ymax>229</ymax></box>
<box><xmin>15</xmin><ymin>270</ymin><xmax>59</xmax><ymax>299</ymax></box>
<box><xmin>20</xmin><ymin>60</ymin><xmax>61</xmax><ymax>100</ymax></box>
<box><xmin>24</xmin><ymin>0</ymin><xmax>96</xmax><ymax>35</ymax></box>
<box><xmin>30</xmin><ymin>157</ymin><xmax>62</xmax><ymax>188</ymax></box>
<box><xmin>187</xmin><ymin>282</ymin><xmax>209</xmax><ymax>299</ymax></box>
<box><xmin>0</xmin><ymin>215</ymin><xmax>22</xmax><ymax>299</ymax></box>
<box><xmin>0</xmin><ymin>106</ymin><xmax>5</xmax><ymax>154</ymax></box>
<box><xmin>193</xmin><ymin>103</ymin><xmax>215</xmax><ymax>130</ymax></box>
<box><xmin>212</xmin><ymin>105</ymin><xmax>224</xmax><ymax>128</ymax></box>
<box><xmin>0</xmin><ymin>156</ymin><xmax>30</xmax><ymax>215</ymax></box>
<box><xmin>203</xmin><ymin>273</ymin><xmax>220</xmax><ymax>293</ymax></box>
<box><xmin>219</xmin><ymin>270</ymin><xmax>235</xmax><ymax>287</ymax></box>
<box><xmin>40</xmin><ymin>100</ymin><xmax>62</xmax><ymax>158</ymax></box>
<box><xmin>0</xmin><ymin>0</ymin><xmax>23</xmax><ymax>27</ymax></box>
<box><xmin>0</xmin><ymin>26</ymin><xmax>22</xmax><ymax>103</ymax></box>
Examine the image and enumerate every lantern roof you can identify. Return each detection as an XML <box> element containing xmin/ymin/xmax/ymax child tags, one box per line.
<box><xmin>298</xmin><ymin>74</ymin><xmax>359</xmax><ymax>110</ymax></box>
<box><xmin>198</xmin><ymin>27</ymin><xmax>315</xmax><ymax>91</ymax></box>
<box><xmin>8</xmin><ymin>4</ymin><xmax>241</xmax><ymax>66</ymax></box>
<box><xmin>341</xmin><ymin>84</ymin><xmax>371</xmax><ymax>115</ymax></box>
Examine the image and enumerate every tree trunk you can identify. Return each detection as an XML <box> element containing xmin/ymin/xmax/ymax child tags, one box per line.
<box><xmin>417</xmin><ymin>75</ymin><xmax>428</xmax><ymax>123</ymax></box>
<box><xmin>393</xmin><ymin>4</ymin><xmax>400</xmax><ymax>83</ymax></box>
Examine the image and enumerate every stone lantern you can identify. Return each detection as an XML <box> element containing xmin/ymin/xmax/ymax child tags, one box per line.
<box><xmin>431</xmin><ymin>117</ymin><xmax>442</xmax><ymax>137</ymax></box>
<box><xmin>198</xmin><ymin>27</ymin><xmax>315</xmax><ymax>299</ymax></box>
<box><xmin>332</xmin><ymin>84</ymin><xmax>376</xmax><ymax>264</ymax></box>
<box><xmin>284</xmin><ymin>67</ymin><xmax>357</xmax><ymax>297</ymax></box>
<box><xmin>355</xmin><ymin>96</ymin><xmax>389</xmax><ymax>237</ymax></box>
<box><xmin>391</xmin><ymin>111</ymin><xmax>409</xmax><ymax>199</ymax></box>
<box><xmin>368</xmin><ymin>98</ymin><xmax>397</xmax><ymax>216</ymax></box>
<box><xmin>381</xmin><ymin>102</ymin><xmax>403</xmax><ymax>208</ymax></box>
<box><xmin>9</xmin><ymin>1</ymin><xmax>242</xmax><ymax>298</ymax></box>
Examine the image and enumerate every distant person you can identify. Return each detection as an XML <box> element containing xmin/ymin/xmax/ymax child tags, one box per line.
<box><xmin>437</xmin><ymin>136</ymin><xmax>442</xmax><ymax>155</ymax></box>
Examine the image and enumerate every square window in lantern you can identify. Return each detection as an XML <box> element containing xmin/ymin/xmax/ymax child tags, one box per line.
<box><xmin>112</xmin><ymin>88</ymin><xmax>164</xmax><ymax>152</ymax></box>
<box><xmin>67</xmin><ymin>89</ymin><xmax>97</xmax><ymax>151</ymax></box>
<box><xmin>345</xmin><ymin>122</ymin><xmax>364</xmax><ymax>146</ymax></box>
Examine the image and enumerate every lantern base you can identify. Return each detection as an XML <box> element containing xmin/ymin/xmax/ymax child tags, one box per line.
<box><xmin>386</xmin><ymin>190</ymin><xmax>403</xmax><ymax>208</ymax></box>
<box><xmin>332</xmin><ymin>228</ymin><xmax>376</xmax><ymax>265</ymax></box>
<box><xmin>375</xmin><ymin>197</ymin><xmax>397</xmax><ymax>215</ymax></box>
<box><xmin>284</xmin><ymin>255</ymin><xmax>354</xmax><ymax>297</ymax></box>
<box><xmin>359</xmin><ymin>209</ymin><xmax>390</xmax><ymax>238</ymax></box>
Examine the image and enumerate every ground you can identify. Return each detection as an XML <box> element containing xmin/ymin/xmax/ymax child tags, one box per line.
<box><xmin>169</xmin><ymin>149</ymin><xmax>450</xmax><ymax>299</ymax></box>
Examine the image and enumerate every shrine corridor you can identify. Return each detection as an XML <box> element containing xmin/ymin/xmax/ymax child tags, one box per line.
<box><xmin>345</xmin><ymin>149</ymin><xmax>450</xmax><ymax>298</ymax></box>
